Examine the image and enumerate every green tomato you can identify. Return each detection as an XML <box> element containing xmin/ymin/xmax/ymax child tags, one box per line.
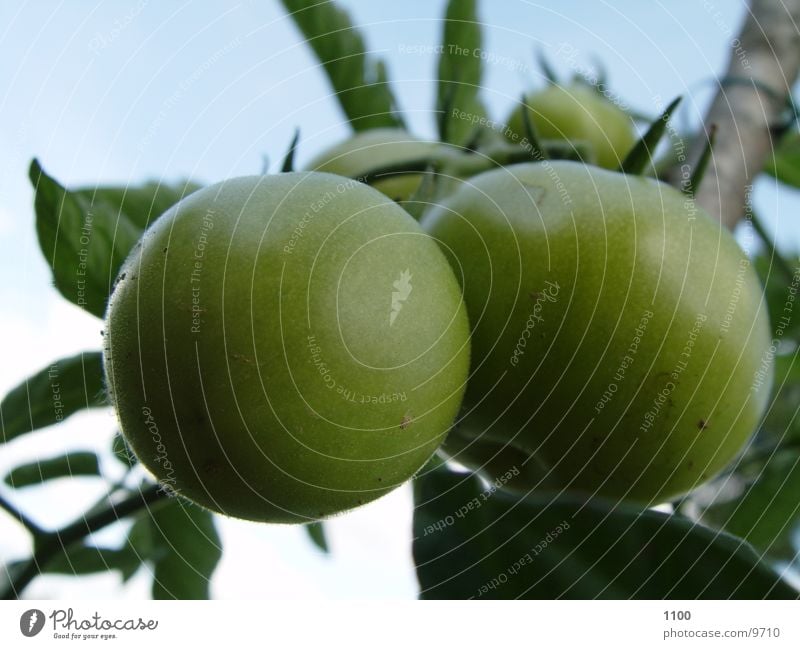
<box><xmin>305</xmin><ymin>128</ymin><xmax>441</xmax><ymax>203</ymax></box>
<box><xmin>506</xmin><ymin>84</ymin><xmax>636</xmax><ymax>169</ymax></box>
<box><xmin>104</xmin><ymin>172</ymin><xmax>470</xmax><ymax>523</ymax></box>
<box><xmin>422</xmin><ymin>161</ymin><xmax>772</xmax><ymax>504</ymax></box>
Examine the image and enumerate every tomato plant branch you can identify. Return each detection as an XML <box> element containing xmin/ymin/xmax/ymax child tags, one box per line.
<box><xmin>0</xmin><ymin>483</ymin><xmax>167</xmax><ymax>600</ymax></box>
<box><xmin>682</xmin><ymin>0</ymin><xmax>800</xmax><ymax>230</ymax></box>
<box><xmin>0</xmin><ymin>493</ymin><xmax>43</xmax><ymax>537</ymax></box>
<box><xmin>358</xmin><ymin>140</ymin><xmax>592</xmax><ymax>187</ymax></box>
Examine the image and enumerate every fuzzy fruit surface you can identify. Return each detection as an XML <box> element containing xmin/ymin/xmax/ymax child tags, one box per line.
<box><xmin>104</xmin><ymin>172</ymin><xmax>470</xmax><ymax>523</ymax></box>
<box><xmin>506</xmin><ymin>84</ymin><xmax>636</xmax><ymax>169</ymax></box>
<box><xmin>422</xmin><ymin>161</ymin><xmax>772</xmax><ymax>504</ymax></box>
<box><xmin>305</xmin><ymin>128</ymin><xmax>441</xmax><ymax>203</ymax></box>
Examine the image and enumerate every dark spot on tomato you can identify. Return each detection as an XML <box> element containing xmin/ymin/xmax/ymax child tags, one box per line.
<box><xmin>203</xmin><ymin>460</ymin><xmax>221</xmax><ymax>476</ymax></box>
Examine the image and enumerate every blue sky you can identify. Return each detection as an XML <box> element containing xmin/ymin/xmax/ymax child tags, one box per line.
<box><xmin>0</xmin><ymin>0</ymin><xmax>797</xmax><ymax>598</ymax></box>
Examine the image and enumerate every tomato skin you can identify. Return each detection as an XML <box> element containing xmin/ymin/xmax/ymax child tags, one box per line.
<box><xmin>423</xmin><ymin>161</ymin><xmax>772</xmax><ymax>504</ymax></box>
<box><xmin>104</xmin><ymin>172</ymin><xmax>470</xmax><ymax>523</ymax></box>
<box><xmin>506</xmin><ymin>84</ymin><xmax>636</xmax><ymax>169</ymax></box>
<box><xmin>305</xmin><ymin>128</ymin><xmax>442</xmax><ymax>204</ymax></box>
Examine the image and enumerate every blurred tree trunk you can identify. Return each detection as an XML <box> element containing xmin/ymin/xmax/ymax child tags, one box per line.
<box><xmin>677</xmin><ymin>0</ymin><xmax>800</xmax><ymax>230</ymax></box>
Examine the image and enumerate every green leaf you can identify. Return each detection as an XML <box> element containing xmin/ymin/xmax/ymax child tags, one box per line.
<box><xmin>535</xmin><ymin>48</ymin><xmax>559</xmax><ymax>85</ymax></box>
<box><xmin>413</xmin><ymin>468</ymin><xmax>798</xmax><ymax>599</ymax></box>
<box><xmin>436</xmin><ymin>0</ymin><xmax>486</xmax><ymax>145</ymax></box>
<box><xmin>702</xmin><ymin>450</ymin><xmax>800</xmax><ymax>562</ymax></box>
<box><xmin>757</xmin><ymin>352</ymin><xmax>800</xmax><ymax>447</ymax></box>
<box><xmin>41</xmin><ymin>543</ymin><xmax>140</xmax><ymax>577</ymax></box>
<box><xmin>305</xmin><ymin>522</ymin><xmax>329</xmax><ymax>554</ymax></box>
<box><xmin>85</xmin><ymin>181</ymin><xmax>201</xmax><ymax>232</ymax></box>
<box><xmin>0</xmin><ymin>561</ymin><xmax>27</xmax><ymax>595</ymax></box>
<box><xmin>683</xmin><ymin>124</ymin><xmax>717</xmax><ymax>197</ymax></box>
<box><xmin>3</xmin><ymin>451</ymin><xmax>100</xmax><ymax>488</ymax></box>
<box><xmin>150</xmin><ymin>497</ymin><xmax>221</xmax><ymax>599</ymax></box>
<box><xmin>119</xmin><ymin>510</ymin><xmax>157</xmax><ymax>583</ymax></box>
<box><xmin>753</xmin><ymin>255</ymin><xmax>800</xmax><ymax>341</ymax></box>
<box><xmin>281</xmin><ymin>128</ymin><xmax>301</xmax><ymax>173</ymax></box>
<box><xmin>116</xmin><ymin>511</ymin><xmax>158</xmax><ymax>583</ymax></box>
<box><xmin>30</xmin><ymin>159</ymin><xmax>199</xmax><ymax>317</ymax></box>
<box><xmin>111</xmin><ymin>432</ymin><xmax>137</xmax><ymax>468</ymax></box>
<box><xmin>764</xmin><ymin>131</ymin><xmax>800</xmax><ymax>188</ymax></box>
<box><xmin>280</xmin><ymin>0</ymin><xmax>404</xmax><ymax>131</ymax></box>
<box><xmin>0</xmin><ymin>351</ymin><xmax>106</xmax><ymax>443</ymax></box>
<box><xmin>618</xmin><ymin>96</ymin><xmax>681</xmax><ymax>176</ymax></box>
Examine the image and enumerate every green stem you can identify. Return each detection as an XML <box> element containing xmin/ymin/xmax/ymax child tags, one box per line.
<box><xmin>358</xmin><ymin>140</ymin><xmax>591</xmax><ymax>187</ymax></box>
<box><xmin>1</xmin><ymin>484</ymin><xmax>167</xmax><ymax>600</ymax></box>
<box><xmin>0</xmin><ymin>493</ymin><xmax>43</xmax><ymax>536</ymax></box>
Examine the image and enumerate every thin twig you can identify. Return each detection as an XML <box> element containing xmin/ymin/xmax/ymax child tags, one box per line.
<box><xmin>1</xmin><ymin>484</ymin><xmax>167</xmax><ymax>599</ymax></box>
<box><xmin>0</xmin><ymin>493</ymin><xmax>43</xmax><ymax>536</ymax></box>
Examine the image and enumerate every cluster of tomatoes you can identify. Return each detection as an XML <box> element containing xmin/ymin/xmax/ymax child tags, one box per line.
<box><xmin>103</xmin><ymin>84</ymin><xmax>771</xmax><ymax>523</ymax></box>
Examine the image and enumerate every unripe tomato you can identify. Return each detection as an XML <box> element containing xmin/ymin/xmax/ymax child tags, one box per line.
<box><xmin>506</xmin><ymin>84</ymin><xmax>636</xmax><ymax>169</ymax></box>
<box><xmin>422</xmin><ymin>161</ymin><xmax>772</xmax><ymax>504</ymax></box>
<box><xmin>305</xmin><ymin>128</ymin><xmax>441</xmax><ymax>203</ymax></box>
<box><xmin>104</xmin><ymin>172</ymin><xmax>470</xmax><ymax>523</ymax></box>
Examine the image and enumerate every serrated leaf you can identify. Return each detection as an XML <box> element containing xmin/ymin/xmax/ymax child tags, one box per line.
<box><xmin>4</xmin><ymin>451</ymin><xmax>100</xmax><ymax>488</ymax></box>
<box><xmin>150</xmin><ymin>498</ymin><xmax>221</xmax><ymax>599</ymax></box>
<box><xmin>30</xmin><ymin>159</ymin><xmax>199</xmax><ymax>317</ymax></box>
<box><xmin>413</xmin><ymin>468</ymin><xmax>797</xmax><ymax>599</ymax></box>
<box><xmin>764</xmin><ymin>130</ymin><xmax>800</xmax><ymax>188</ymax></box>
<box><xmin>305</xmin><ymin>522</ymin><xmax>329</xmax><ymax>554</ymax></box>
<box><xmin>437</xmin><ymin>0</ymin><xmax>486</xmax><ymax>145</ymax></box>
<box><xmin>0</xmin><ymin>351</ymin><xmax>106</xmax><ymax>443</ymax></box>
<box><xmin>280</xmin><ymin>0</ymin><xmax>404</xmax><ymax>132</ymax></box>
